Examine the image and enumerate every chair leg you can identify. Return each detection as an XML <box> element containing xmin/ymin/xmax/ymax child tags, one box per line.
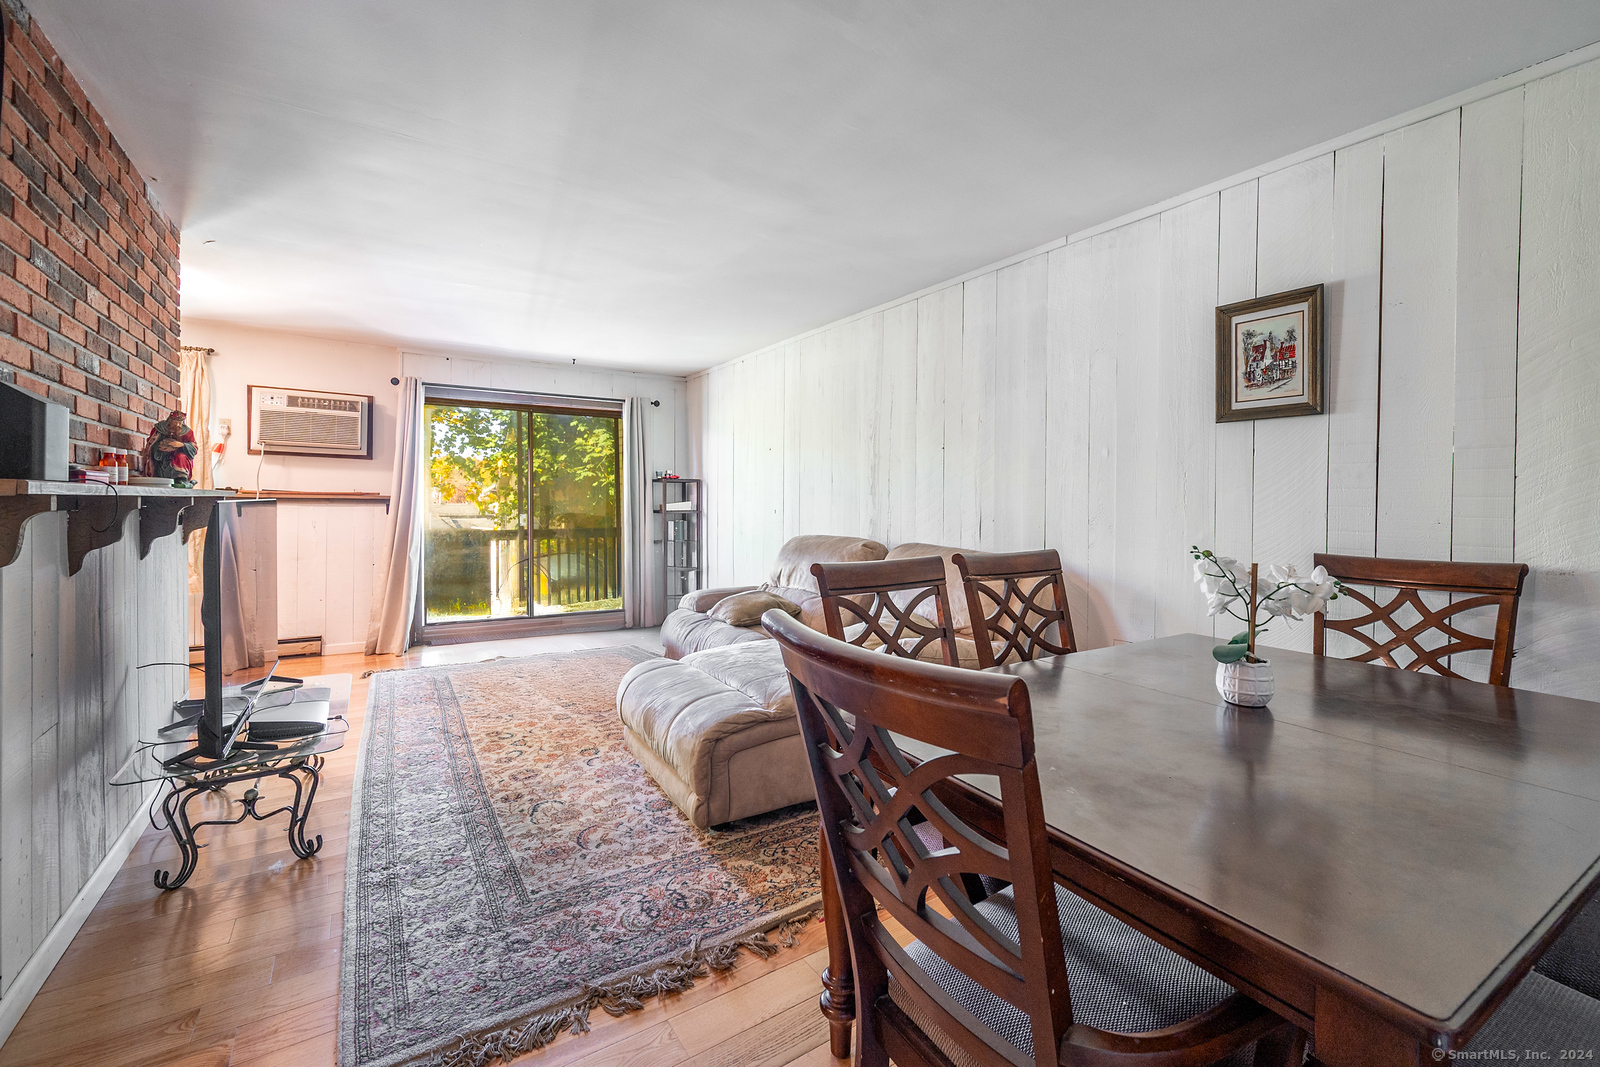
<box><xmin>1252</xmin><ymin>1023</ymin><xmax>1308</xmax><ymax>1067</ymax></box>
<box><xmin>819</xmin><ymin>833</ymin><xmax>855</xmax><ymax>1058</ymax></box>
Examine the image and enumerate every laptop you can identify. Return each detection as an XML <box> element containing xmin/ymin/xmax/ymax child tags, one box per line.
<box><xmin>241</xmin><ymin>684</ymin><xmax>331</xmax><ymax>741</ymax></box>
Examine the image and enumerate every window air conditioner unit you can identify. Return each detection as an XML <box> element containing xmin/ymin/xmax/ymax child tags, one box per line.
<box><xmin>247</xmin><ymin>385</ymin><xmax>373</xmax><ymax>459</ymax></box>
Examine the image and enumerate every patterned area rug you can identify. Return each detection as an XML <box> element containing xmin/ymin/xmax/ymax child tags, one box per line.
<box><xmin>339</xmin><ymin>647</ymin><xmax>821</xmax><ymax>1067</ymax></box>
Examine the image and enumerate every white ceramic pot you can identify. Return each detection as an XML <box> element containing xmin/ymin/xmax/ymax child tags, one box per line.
<box><xmin>1216</xmin><ymin>657</ymin><xmax>1274</xmax><ymax>707</ymax></box>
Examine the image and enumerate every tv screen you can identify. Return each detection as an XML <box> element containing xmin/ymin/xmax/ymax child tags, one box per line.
<box><xmin>164</xmin><ymin>499</ymin><xmax>299</xmax><ymax>768</ymax></box>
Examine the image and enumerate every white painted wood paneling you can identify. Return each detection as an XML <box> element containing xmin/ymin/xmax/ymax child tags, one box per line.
<box><xmin>1322</xmin><ymin>137</ymin><xmax>1388</xmax><ymax>660</ymax></box>
<box><xmin>253</xmin><ymin>501</ymin><xmax>389</xmax><ymax>655</ymax></box>
<box><xmin>1325</xmin><ymin>138</ymin><xmax>1385</xmax><ymax>558</ymax></box>
<box><xmin>1454</xmin><ymin>89</ymin><xmax>1525</xmax><ymax>565</ymax></box>
<box><xmin>0</xmin><ymin>508</ymin><xmax>184</xmax><ymax>1005</ymax></box>
<box><xmin>1512</xmin><ymin>59</ymin><xmax>1600</xmax><ymax>698</ymax></box>
<box><xmin>1045</xmin><ymin>242</ymin><xmax>1098</xmax><ymax>645</ymax></box>
<box><xmin>781</xmin><ymin>341</ymin><xmax>802</xmax><ymax>544</ymax></box>
<box><xmin>1110</xmin><ymin>219</ymin><xmax>1162</xmax><ymax>644</ymax></box>
<box><xmin>836</xmin><ymin>314</ymin><xmax>881</xmax><ymax>542</ymax></box>
<box><xmin>1448</xmin><ymin>88</ymin><xmax>1528</xmax><ymax>680</ymax></box>
<box><xmin>793</xmin><ymin>332</ymin><xmax>831</xmax><ymax>554</ymax></box>
<box><xmin>1213</xmin><ymin>182</ymin><xmax>1259</xmax><ymax>590</ymax></box>
<box><xmin>953</xmin><ymin>276</ymin><xmax>993</xmax><ymax>550</ymax></box>
<box><xmin>1252</xmin><ymin>157</ymin><xmax>1335</xmax><ymax>652</ymax></box>
<box><xmin>1377</xmin><ymin>111</ymin><xmax>1461</xmax><ymax>560</ymax></box>
<box><xmin>1083</xmin><ymin>229</ymin><xmax>1122</xmax><ymax>642</ymax></box>
<box><xmin>1</xmin><ymin>528</ymin><xmax>34</xmax><ymax>992</ymax></box>
<box><xmin>728</xmin><ymin>358</ymin><xmax>756</xmax><ymax>583</ymax></box>
<box><xmin>992</xmin><ymin>255</ymin><xmax>1050</xmax><ymax>553</ymax></box>
<box><xmin>915</xmin><ymin>287</ymin><xmax>961</xmax><ymax>546</ymax></box>
<box><xmin>754</xmin><ymin>350</ymin><xmax>787</xmax><ymax>575</ymax></box>
<box><xmin>1154</xmin><ymin>194</ymin><xmax>1221</xmax><ymax>639</ymax></box>
<box><xmin>879</xmin><ymin>303</ymin><xmax>919</xmax><ymax>547</ymax></box>
<box><xmin>688</xmin><ymin>54</ymin><xmax>1600</xmax><ymax>703</ymax></box>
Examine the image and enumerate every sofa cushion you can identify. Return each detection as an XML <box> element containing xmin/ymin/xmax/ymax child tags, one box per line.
<box><xmin>618</xmin><ymin>652</ymin><xmax>813</xmax><ymax>827</ymax></box>
<box><xmin>762</xmin><ymin>534</ymin><xmax>887</xmax><ymax>595</ymax></box>
<box><xmin>708</xmin><ymin>590</ymin><xmax>802</xmax><ymax>627</ymax></box>
<box><xmin>661</xmin><ymin>607</ymin><xmax>770</xmax><ymax>659</ymax></box>
<box><xmin>683</xmin><ymin>640</ymin><xmax>795</xmax><ymax>714</ymax></box>
<box><xmin>680</xmin><ymin>585</ymin><xmax>756</xmax><ymax>613</ymax></box>
<box><xmin>662</xmin><ymin>535</ymin><xmax>887</xmax><ymax>659</ymax></box>
<box><xmin>617</xmin><ymin>657</ymin><xmax>799</xmax><ymax>794</ymax></box>
<box><xmin>885</xmin><ymin>542</ymin><xmax>1000</xmax><ymax>633</ymax></box>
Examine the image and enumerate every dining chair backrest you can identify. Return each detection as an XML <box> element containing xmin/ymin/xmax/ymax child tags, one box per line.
<box><xmin>952</xmin><ymin>549</ymin><xmax>1077</xmax><ymax>668</ymax></box>
<box><xmin>811</xmin><ymin>556</ymin><xmax>961</xmax><ymax>667</ymax></box>
<box><xmin>1312</xmin><ymin>553</ymin><xmax>1530</xmax><ymax>686</ymax></box>
<box><xmin>763</xmin><ymin>609</ymin><xmax>1070</xmax><ymax>1067</ymax></box>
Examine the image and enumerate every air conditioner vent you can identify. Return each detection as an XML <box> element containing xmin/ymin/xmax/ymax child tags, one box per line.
<box><xmin>248</xmin><ymin>386</ymin><xmax>371</xmax><ymax>458</ymax></box>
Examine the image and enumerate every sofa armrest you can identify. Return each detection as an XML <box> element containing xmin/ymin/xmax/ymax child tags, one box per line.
<box><xmin>681</xmin><ymin>585</ymin><xmax>758</xmax><ymax>613</ymax></box>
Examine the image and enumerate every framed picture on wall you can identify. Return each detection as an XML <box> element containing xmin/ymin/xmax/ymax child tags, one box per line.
<box><xmin>1215</xmin><ymin>284</ymin><xmax>1324</xmax><ymax>423</ymax></box>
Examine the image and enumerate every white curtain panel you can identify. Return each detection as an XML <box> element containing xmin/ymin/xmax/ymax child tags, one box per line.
<box><xmin>621</xmin><ymin>396</ymin><xmax>655</xmax><ymax>627</ymax></box>
<box><xmin>368</xmin><ymin>377</ymin><xmax>425</xmax><ymax>654</ymax></box>
<box><xmin>178</xmin><ymin>346</ymin><xmax>214</xmax><ymax>602</ymax></box>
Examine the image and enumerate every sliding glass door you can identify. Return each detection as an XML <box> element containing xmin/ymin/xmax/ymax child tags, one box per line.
<box><xmin>422</xmin><ymin>398</ymin><xmax>620</xmax><ymax>625</ymax></box>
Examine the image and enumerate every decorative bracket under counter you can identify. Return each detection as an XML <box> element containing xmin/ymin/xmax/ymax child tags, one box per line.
<box><xmin>0</xmin><ymin>480</ymin><xmax>237</xmax><ymax>575</ymax></box>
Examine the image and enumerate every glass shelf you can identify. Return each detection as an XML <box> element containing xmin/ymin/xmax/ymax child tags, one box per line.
<box><xmin>110</xmin><ymin>674</ymin><xmax>351</xmax><ymax>787</ymax></box>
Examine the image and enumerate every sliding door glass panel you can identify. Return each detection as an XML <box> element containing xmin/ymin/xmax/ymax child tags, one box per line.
<box><xmin>423</xmin><ymin>400</ymin><xmax>620</xmax><ymax>624</ymax></box>
<box><xmin>524</xmin><ymin>411</ymin><xmax>620</xmax><ymax>614</ymax></box>
<box><xmin>424</xmin><ymin>403</ymin><xmax>529</xmax><ymax>622</ymax></box>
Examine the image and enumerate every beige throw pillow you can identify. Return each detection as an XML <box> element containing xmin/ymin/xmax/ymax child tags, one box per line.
<box><xmin>708</xmin><ymin>590</ymin><xmax>803</xmax><ymax>628</ymax></box>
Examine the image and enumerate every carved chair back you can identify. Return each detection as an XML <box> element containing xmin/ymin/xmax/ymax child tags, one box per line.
<box><xmin>811</xmin><ymin>556</ymin><xmax>961</xmax><ymax>667</ymax></box>
<box><xmin>952</xmin><ymin>549</ymin><xmax>1077</xmax><ymax>668</ymax></box>
<box><xmin>766</xmin><ymin>610</ymin><xmax>1070</xmax><ymax>1066</ymax></box>
<box><xmin>1312</xmin><ymin>553</ymin><xmax>1530</xmax><ymax>686</ymax></box>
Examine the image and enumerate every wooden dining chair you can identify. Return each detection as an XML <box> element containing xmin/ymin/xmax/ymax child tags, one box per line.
<box><xmin>811</xmin><ymin>556</ymin><xmax>962</xmax><ymax>667</ymax></box>
<box><xmin>764</xmin><ymin>610</ymin><xmax>1303</xmax><ymax>1067</ymax></box>
<box><xmin>1311</xmin><ymin>554</ymin><xmax>1529</xmax><ymax>686</ymax></box>
<box><xmin>952</xmin><ymin>549</ymin><xmax>1077</xmax><ymax>668</ymax></box>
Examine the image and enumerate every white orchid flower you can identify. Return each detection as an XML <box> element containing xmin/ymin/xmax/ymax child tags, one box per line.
<box><xmin>1263</xmin><ymin>563</ymin><xmax>1300</xmax><ymax>585</ymax></box>
<box><xmin>1193</xmin><ymin>555</ymin><xmax>1243</xmax><ymax>606</ymax></box>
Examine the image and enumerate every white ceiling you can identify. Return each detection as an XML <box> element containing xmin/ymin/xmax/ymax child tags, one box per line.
<box><xmin>26</xmin><ymin>1</ymin><xmax>1600</xmax><ymax>374</ymax></box>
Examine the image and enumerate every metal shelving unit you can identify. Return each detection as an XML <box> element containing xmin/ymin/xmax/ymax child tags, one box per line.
<box><xmin>653</xmin><ymin>477</ymin><xmax>702</xmax><ymax>614</ymax></box>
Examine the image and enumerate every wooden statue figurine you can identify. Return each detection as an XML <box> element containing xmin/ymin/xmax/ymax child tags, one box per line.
<box><xmin>145</xmin><ymin>408</ymin><xmax>199</xmax><ymax>486</ymax></box>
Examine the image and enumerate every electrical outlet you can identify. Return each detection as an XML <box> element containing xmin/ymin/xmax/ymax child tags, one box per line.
<box><xmin>218</xmin><ymin>418</ymin><xmax>232</xmax><ymax>436</ymax></box>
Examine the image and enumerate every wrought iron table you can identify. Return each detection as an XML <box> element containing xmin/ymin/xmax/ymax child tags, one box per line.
<box><xmin>111</xmin><ymin>674</ymin><xmax>350</xmax><ymax>889</ymax></box>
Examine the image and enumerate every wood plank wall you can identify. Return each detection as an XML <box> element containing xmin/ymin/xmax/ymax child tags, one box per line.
<box><xmin>690</xmin><ymin>58</ymin><xmax>1600</xmax><ymax>699</ymax></box>
<box><xmin>0</xmin><ymin>511</ymin><xmax>185</xmax><ymax>997</ymax></box>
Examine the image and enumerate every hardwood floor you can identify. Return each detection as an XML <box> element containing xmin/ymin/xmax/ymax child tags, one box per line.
<box><xmin>0</xmin><ymin>628</ymin><xmax>845</xmax><ymax>1067</ymax></box>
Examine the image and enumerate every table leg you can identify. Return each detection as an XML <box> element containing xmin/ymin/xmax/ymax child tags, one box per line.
<box><xmin>152</xmin><ymin>758</ymin><xmax>327</xmax><ymax>891</ymax></box>
<box><xmin>818</xmin><ymin>826</ymin><xmax>854</xmax><ymax>1059</ymax></box>
<box><xmin>282</xmin><ymin>758</ymin><xmax>325</xmax><ymax>859</ymax></box>
<box><xmin>153</xmin><ymin>782</ymin><xmax>209</xmax><ymax>890</ymax></box>
<box><xmin>1313</xmin><ymin>987</ymin><xmax>1429</xmax><ymax>1066</ymax></box>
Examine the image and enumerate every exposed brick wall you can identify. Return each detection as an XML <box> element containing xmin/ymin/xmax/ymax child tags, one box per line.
<box><xmin>0</xmin><ymin>0</ymin><xmax>180</xmax><ymax>467</ymax></box>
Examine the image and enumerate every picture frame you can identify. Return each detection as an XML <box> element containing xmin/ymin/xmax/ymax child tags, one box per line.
<box><xmin>1215</xmin><ymin>284</ymin><xmax>1324</xmax><ymax>423</ymax></box>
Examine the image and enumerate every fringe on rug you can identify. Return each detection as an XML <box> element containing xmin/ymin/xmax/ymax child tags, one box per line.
<box><xmin>416</xmin><ymin>910</ymin><xmax>820</xmax><ymax>1067</ymax></box>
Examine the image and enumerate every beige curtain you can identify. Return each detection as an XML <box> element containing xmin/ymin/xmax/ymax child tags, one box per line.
<box><xmin>621</xmin><ymin>397</ymin><xmax>655</xmax><ymax>627</ymax></box>
<box><xmin>179</xmin><ymin>346</ymin><xmax>214</xmax><ymax>598</ymax></box>
<box><xmin>368</xmin><ymin>377</ymin><xmax>425</xmax><ymax>654</ymax></box>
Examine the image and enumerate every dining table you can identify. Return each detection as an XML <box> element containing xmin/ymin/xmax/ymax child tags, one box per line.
<box><xmin>812</xmin><ymin>633</ymin><xmax>1600</xmax><ymax>1065</ymax></box>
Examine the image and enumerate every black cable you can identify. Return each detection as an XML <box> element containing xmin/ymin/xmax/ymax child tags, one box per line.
<box><xmin>138</xmin><ymin>661</ymin><xmax>205</xmax><ymax>671</ymax></box>
<box><xmin>90</xmin><ymin>481</ymin><xmax>121</xmax><ymax>533</ymax></box>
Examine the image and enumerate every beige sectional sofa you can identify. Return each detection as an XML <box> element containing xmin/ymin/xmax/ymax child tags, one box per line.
<box><xmin>619</xmin><ymin>534</ymin><xmax>987</xmax><ymax>828</ymax></box>
<box><xmin>660</xmin><ymin>534</ymin><xmax>888</xmax><ymax>658</ymax></box>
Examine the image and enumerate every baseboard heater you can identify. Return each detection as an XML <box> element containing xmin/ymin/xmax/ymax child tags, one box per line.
<box><xmin>188</xmin><ymin>635</ymin><xmax>322</xmax><ymax>664</ymax></box>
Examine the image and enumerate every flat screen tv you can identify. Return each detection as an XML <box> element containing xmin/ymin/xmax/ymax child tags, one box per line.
<box><xmin>163</xmin><ymin>500</ymin><xmax>299</xmax><ymax>768</ymax></box>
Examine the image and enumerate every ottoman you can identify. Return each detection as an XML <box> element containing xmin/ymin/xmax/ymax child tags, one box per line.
<box><xmin>617</xmin><ymin>641</ymin><xmax>815</xmax><ymax>829</ymax></box>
